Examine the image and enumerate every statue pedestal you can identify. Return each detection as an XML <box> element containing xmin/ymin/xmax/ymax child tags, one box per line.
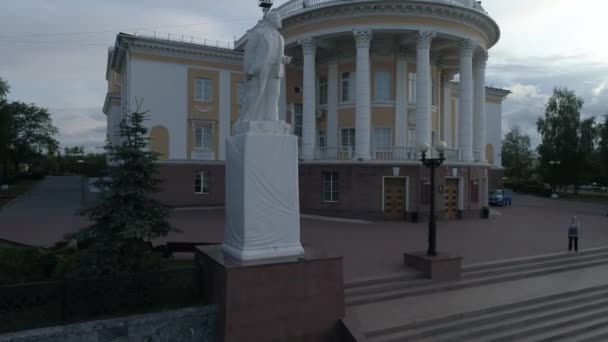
<box><xmin>223</xmin><ymin>124</ymin><xmax>304</xmax><ymax>261</ymax></box>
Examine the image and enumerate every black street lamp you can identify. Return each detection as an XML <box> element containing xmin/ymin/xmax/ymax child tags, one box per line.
<box><xmin>418</xmin><ymin>141</ymin><xmax>447</xmax><ymax>257</ymax></box>
<box><xmin>259</xmin><ymin>0</ymin><xmax>273</xmax><ymax>16</ymax></box>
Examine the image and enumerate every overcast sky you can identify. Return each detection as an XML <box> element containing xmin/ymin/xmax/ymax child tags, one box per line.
<box><xmin>1</xmin><ymin>0</ymin><xmax>606</xmax><ymax>151</ymax></box>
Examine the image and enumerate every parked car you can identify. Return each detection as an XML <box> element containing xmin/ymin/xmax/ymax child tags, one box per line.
<box><xmin>489</xmin><ymin>189</ymin><xmax>512</xmax><ymax>206</ymax></box>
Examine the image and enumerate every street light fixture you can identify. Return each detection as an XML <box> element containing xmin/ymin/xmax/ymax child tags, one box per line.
<box><xmin>419</xmin><ymin>141</ymin><xmax>447</xmax><ymax>257</ymax></box>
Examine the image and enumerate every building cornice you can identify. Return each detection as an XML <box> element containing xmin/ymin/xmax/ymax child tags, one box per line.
<box><xmin>449</xmin><ymin>82</ymin><xmax>510</xmax><ymax>103</ymax></box>
<box><xmin>111</xmin><ymin>33</ymin><xmax>243</xmax><ymax>72</ymax></box>
<box><xmin>279</xmin><ymin>1</ymin><xmax>500</xmax><ymax>49</ymax></box>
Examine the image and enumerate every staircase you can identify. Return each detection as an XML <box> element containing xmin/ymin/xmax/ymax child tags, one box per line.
<box><xmin>345</xmin><ymin>247</ymin><xmax>608</xmax><ymax>342</ymax></box>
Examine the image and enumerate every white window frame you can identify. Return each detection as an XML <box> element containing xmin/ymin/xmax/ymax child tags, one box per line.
<box><xmin>322</xmin><ymin>172</ymin><xmax>339</xmax><ymax>203</ymax></box>
<box><xmin>341</xmin><ymin>72</ymin><xmax>356</xmax><ymax>103</ymax></box>
<box><xmin>194</xmin><ymin>171</ymin><xmax>210</xmax><ymax>194</ymax></box>
<box><xmin>195</xmin><ymin>78</ymin><xmax>213</xmax><ymax>102</ymax></box>
<box><xmin>408</xmin><ymin>72</ymin><xmax>417</xmax><ymax>105</ymax></box>
<box><xmin>340</xmin><ymin>128</ymin><xmax>356</xmax><ymax>148</ymax></box>
<box><xmin>318</xmin><ymin>77</ymin><xmax>328</xmax><ymax>106</ymax></box>
<box><xmin>193</xmin><ymin>123</ymin><xmax>213</xmax><ymax>150</ymax></box>
<box><xmin>374</xmin><ymin>70</ymin><xmax>392</xmax><ymax>102</ymax></box>
<box><xmin>373</xmin><ymin>127</ymin><xmax>393</xmax><ymax>149</ymax></box>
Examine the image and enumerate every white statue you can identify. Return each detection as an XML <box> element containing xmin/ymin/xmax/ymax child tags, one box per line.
<box><xmin>239</xmin><ymin>10</ymin><xmax>291</xmax><ymax>124</ymax></box>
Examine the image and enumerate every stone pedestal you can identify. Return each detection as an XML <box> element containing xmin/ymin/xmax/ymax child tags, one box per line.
<box><xmin>404</xmin><ymin>252</ymin><xmax>462</xmax><ymax>282</ymax></box>
<box><xmin>196</xmin><ymin>245</ymin><xmax>345</xmax><ymax>342</ymax></box>
<box><xmin>223</xmin><ymin>121</ymin><xmax>304</xmax><ymax>260</ymax></box>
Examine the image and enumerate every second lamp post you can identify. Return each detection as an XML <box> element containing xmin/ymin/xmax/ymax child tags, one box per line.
<box><xmin>419</xmin><ymin>141</ymin><xmax>448</xmax><ymax>257</ymax></box>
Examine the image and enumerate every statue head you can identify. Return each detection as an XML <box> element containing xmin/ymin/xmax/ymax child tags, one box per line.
<box><xmin>265</xmin><ymin>10</ymin><xmax>282</xmax><ymax>29</ymax></box>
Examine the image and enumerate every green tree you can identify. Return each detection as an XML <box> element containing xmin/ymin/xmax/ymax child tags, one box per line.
<box><xmin>6</xmin><ymin>101</ymin><xmax>59</xmax><ymax>174</ymax></box>
<box><xmin>579</xmin><ymin>117</ymin><xmax>600</xmax><ymax>184</ymax></box>
<box><xmin>600</xmin><ymin>115</ymin><xmax>608</xmax><ymax>185</ymax></box>
<box><xmin>0</xmin><ymin>78</ymin><xmax>11</xmax><ymax>183</ymax></box>
<box><xmin>67</xmin><ymin>107</ymin><xmax>177</xmax><ymax>278</ymax></box>
<box><xmin>537</xmin><ymin>88</ymin><xmax>584</xmax><ymax>189</ymax></box>
<box><xmin>502</xmin><ymin>126</ymin><xmax>535</xmax><ymax>184</ymax></box>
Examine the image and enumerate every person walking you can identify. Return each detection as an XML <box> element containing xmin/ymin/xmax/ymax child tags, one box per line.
<box><xmin>568</xmin><ymin>216</ymin><xmax>580</xmax><ymax>252</ymax></box>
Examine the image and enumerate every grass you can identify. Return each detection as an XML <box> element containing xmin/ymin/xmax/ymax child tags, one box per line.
<box><xmin>0</xmin><ymin>179</ymin><xmax>39</xmax><ymax>209</ymax></box>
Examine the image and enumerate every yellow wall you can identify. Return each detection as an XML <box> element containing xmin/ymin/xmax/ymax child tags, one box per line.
<box><xmin>149</xmin><ymin>125</ymin><xmax>169</xmax><ymax>160</ymax></box>
<box><xmin>486</xmin><ymin>144</ymin><xmax>494</xmax><ymax>164</ymax></box>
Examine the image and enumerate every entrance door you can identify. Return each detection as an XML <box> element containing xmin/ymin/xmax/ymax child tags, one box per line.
<box><xmin>384</xmin><ymin>178</ymin><xmax>406</xmax><ymax>220</ymax></box>
<box><xmin>444</xmin><ymin>179</ymin><xmax>459</xmax><ymax>220</ymax></box>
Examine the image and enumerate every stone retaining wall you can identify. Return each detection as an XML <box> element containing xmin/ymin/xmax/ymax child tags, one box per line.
<box><xmin>0</xmin><ymin>306</ymin><xmax>217</xmax><ymax>342</ymax></box>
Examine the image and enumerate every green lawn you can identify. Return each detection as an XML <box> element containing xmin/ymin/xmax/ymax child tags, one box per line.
<box><xmin>0</xmin><ymin>179</ymin><xmax>38</xmax><ymax>209</ymax></box>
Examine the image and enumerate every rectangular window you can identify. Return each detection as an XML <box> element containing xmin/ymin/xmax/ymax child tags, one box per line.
<box><xmin>293</xmin><ymin>103</ymin><xmax>303</xmax><ymax>138</ymax></box>
<box><xmin>408</xmin><ymin>72</ymin><xmax>417</xmax><ymax>105</ymax></box>
<box><xmin>322</xmin><ymin>172</ymin><xmax>339</xmax><ymax>202</ymax></box>
<box><xmin>318</xmin><ymin>77</ymin><xmax>328</xmax><ymax>105</ymax></box>
<box><xmin>194</xmin><ymin>125</ymin><xmax>212</xmax><ymax>149</ymax></box>
<box><xmin>195</xmin><ymin>78</ymin><xmax>213</xmax><ymax>102</ymax></box>
<box><xmin>195</xmin><ymin>171</ymin><xmax>210</xmax><ymax>194</ymax></box>
<box><xmin>373</xmin><ymin>127</ymin><xmax>392</xmax><ymax>149</ymax></box>
<box><xmin>341</xmin><ymin>72</ymin><xmax>356</xmax><ymax>102</ymax></box>
<box><xmin>340</xmin><ymin>128</ymin><xmax>355</xmax><ymax>148</ymax></box>
<box><xmin>374</xmin><ymin>70</ymin><xmax>391</xmax><ymax>102</ymax></box>
<box><xmin>318</xmin><ymin>130</ymin><xmax>327</xmax><ymax>148</ymax></box>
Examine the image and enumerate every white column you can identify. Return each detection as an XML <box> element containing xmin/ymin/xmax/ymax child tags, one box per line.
<box><xmin>441</xmin><ymin>72</ymin><xmax>453</xmax><ymax>148</ymax></box>
<box><xmin>353</xmin><ymin>28</ymin><xmax>373</xmax><ymax>160</ymax></box>
<box><xmin>415</xmin><ymin>31</ymin><xmax>436</xmax><ymax>154</ymax></box>
<box><xmin>327</xmin><ymin>55</ymin><xmax>339</xmax><ymax>153</ymax></box>
<box><xmin>458</xmin><ymin>39</ymin><xmax>475</xmax><ymax>162</ymax></box>
<box><xmin>279</xmin><ymin>73</ymin><xmax>287</xmax><ymax>122</ymax></box>
<box><xmin>219</xmin><ymin>70</ymin><xmax>231</xmax><ymax>161</ymax></box>
<box><xmin>395</xmin><ymin>46</ymin><xmax>409</xmax><ymax>148</ymax></box>
<box><xmin>299</xmin><ymin>37</ymin><xmax>316</xmax><ymax>161</ymax></box>
<box><xmin>474</xmin><ymin>50</ymin><xmax>488</xmax><ymax>163</ymax></box>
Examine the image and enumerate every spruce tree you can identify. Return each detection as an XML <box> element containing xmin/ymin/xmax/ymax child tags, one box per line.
<box><xmin>67</xmin><ymin>106</ymin><xmax>177</xmax><ymax>277</ymax></box>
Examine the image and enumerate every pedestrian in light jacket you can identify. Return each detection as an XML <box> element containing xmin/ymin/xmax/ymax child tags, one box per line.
<box><xmin>568</xmin><ymin>216</ymin><xmax>580</xmax><ymax>252</ymax></box>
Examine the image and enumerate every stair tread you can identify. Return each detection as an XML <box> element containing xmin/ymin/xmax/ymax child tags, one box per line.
<box><xmin>347</xmin><ymin>257</ymin><xmax>608</xmax><ymax>306</ymax></box>
<box><xmin>367</xmin><ymin>287</ymin><xmax>608</xmax><ymax>341</ymax></box>
<box><xmin>460</xmin><ymin>305</ymin><xmax>608</xmax><ymax>342</ymax></box>
<box><xmin>527</xmin><ymin>319</ymin><xmax>608</xmax><ymax>342</ymax></box>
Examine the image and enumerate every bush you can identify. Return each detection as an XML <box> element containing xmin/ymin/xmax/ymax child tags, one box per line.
<box><xmin>0</xmin><ymin>245</ymin><xmax>58</xmax><ymax>284</ymax></box>
<box><xmin>505</xmin><ymin>182</ymin><xmax>553</xmax><ymax>197</ymax></box>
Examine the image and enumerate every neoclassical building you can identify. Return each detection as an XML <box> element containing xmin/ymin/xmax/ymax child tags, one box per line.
<box><xmin>103</xmin><ymin>0</ymin><xmax>509</xmax><ymax>220</ymax></box>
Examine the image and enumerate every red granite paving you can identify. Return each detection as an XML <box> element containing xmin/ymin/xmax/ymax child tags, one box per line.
<box><xmin>1</xmin><ymin>195</ymin><xmax>607</xmax><ymax>282</ymax></box>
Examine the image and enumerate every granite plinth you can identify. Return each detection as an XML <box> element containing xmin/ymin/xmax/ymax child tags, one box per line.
<box><xmin>196</xmin><ymin>245</ymin><xmax>345</xmax><ymax>342</ymax></box>
<box><xmin>404</xmin><ymin>252</ymin><xmax>462</xmax><ymax>282</ymax></box>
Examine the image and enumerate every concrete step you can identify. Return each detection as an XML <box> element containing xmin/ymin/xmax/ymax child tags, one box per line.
<box><xmin>577</xmin><ymin>325</ymin><xmax>608</xmax><ymax>342</ymax></box>
<box><xmin>463</xmin><ymin>251</ymin><xmax>608</xmax><ymax>279</ymax></box>
<box><xmin>345</xmin><ymin>272</ymin><xmax>425</xmax><ymax>290</ymax></box>
<box><xmin>366</xmin><ymin>284</ymin><xmax>608</xmax><ymax>342</ymax></box>
<box><xmin>462</xmin><ymin>305</ymin><xmax>608</xmax><ymax>342</ymax></box>
<box><xmin>532</xmin><ymin>320</ymin><xmax>608</xmax><ymax>342</ymax></box>
<box><xmin>463</xmin><ymin>247</ymin><xmax>608</xmax><ymax>273</ymax></box>
<box><xmin>345</xmin><ymin>277</ymin><xmax>432</xmax><ymax>297</ymax></box>
<box><xmin>346</xmin><ymin>253</ymin><xmax>608</xmax><ymax>306</ymax></box>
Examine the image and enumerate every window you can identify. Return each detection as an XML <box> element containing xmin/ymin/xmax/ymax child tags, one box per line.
<box><xmin>194</xmin><ymin>125</ymin><xmax>212</xmax><ymax>149</ymax></box>
<box><xmin>195</xmin><ymin>171</ymin><xmax>210</xmax><ymax>194</ymax></box>
<box><xmin>408</xmin><ymin>72</ymin><xmax>417</xmax><ymax>104</ymax></box>
<box><xmin>318</xmin><ymin>130</ymin><xmax>327</xmax><ymax>149</ymax></box>
<box><xmin>293</xmin><ymin>104</ymin><xmax>303</xmax><ymax>138</ymax></box>
<box><xmin>373</xmin><ymin>127</ymin><xmax>392</xmax><ymax>149</ymax></box>
<box><xmin>341</xmin><ymin>72</ymin><xmax>356</xmax><ymax>102</ymax></box>
<box><xmin>374</xmin><ymin>70</ymin><xmax>391</xmax><ymax>102</ymax></box>
<box><xmin>340</xmin><ymin>128</ymin><xmax>355</xmax><ymax>148</ymax></box>
<box><xmin>195</xmin><ymin>78</ymin><xmax>213</xmax><ymax>102</ymax></box>
<box><xmin>322</xmin><ymin>172</ymin><xmax>339</xmax><ymax>202</ymax></box>
<box><xmin>318</xmin><ymin>77</ymin><xmax>328</xmax><ymax>105</ymax></box>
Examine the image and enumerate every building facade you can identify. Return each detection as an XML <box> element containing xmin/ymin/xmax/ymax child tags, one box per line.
<box><xmin>103</xmin><ymin>0</ymin><xmax>510</xmax><ymax>220</ymax></box>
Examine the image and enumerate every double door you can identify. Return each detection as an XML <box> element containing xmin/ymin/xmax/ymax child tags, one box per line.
<box><xmin>384</xmin><ymin>178</ymin><xmax>406</xmax><ymax>220</ymax></box>
<box><xmin>444</xmin><ymin>179</ymin><xmax>459</xmax><ymax>219</ymax></box>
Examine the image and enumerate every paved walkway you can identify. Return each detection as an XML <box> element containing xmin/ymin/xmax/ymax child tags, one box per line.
<box><xmin>0</xmin><ymin>176</ymin><xmax>83</xmax><ymax>216</ymax></box>
<box><xmin>1</xmin><ymin>188</ymin><xmax>607</xmax><ymax>282</ymax></box>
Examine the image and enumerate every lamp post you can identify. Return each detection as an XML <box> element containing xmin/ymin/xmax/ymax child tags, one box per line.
<box><xmin>549</xmin><ymin>160</ymin><xmax>561</xmax><ymax>197</ymax></box>
<box><xmin>419</xmin><ymin>141</ymin><xmax>447</xmax><ymax>257</ymax></box>
<box><xmin>259</xmin><ymin>0</ymin><xmax>273</xmax><ymax>16</ymax></box>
